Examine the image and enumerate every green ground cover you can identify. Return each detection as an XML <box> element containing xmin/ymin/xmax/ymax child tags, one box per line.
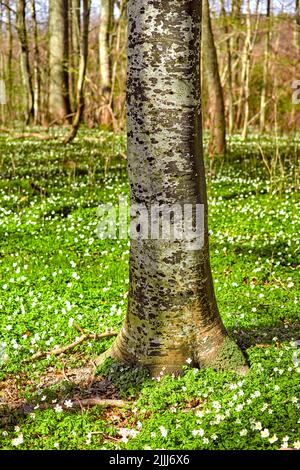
<box><xmin>0</xmin><ymin>131</ymin><xmax>299</xmax><ymax>450</ymax></box>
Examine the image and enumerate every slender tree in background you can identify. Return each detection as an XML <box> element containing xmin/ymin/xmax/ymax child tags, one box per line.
<box><xmin>3</xmin><ymin>0</ymin><xmax>13</xmax><ymax>121</ymax></box>
<box><xmin>202</xmin><ymin>0</ymin><xmax>226</xmax><ymax>156</ymax></box>
<box><xmin>99</xmin><ymin>0</ymin><xmax>113</xmax><ymax>125</ymax></box>
<box><xmin>230</xmin><ymin>0</ymin><xmax>243</xmax><ymax>119</ymax></box>
<box><xmin>260</xmin><ymin>0</ymin><xmax>271</xmax><ymax>133</ymax></box>
<box><xmin>16</xmin><ymin>0</ymin><xmax>34</xmax><ymax>124</ymax></box>
<box><xmin>239</xmin><ymin>0</ymin><xmax>260</xmax><ymax>139</ymax></box>
<box><xmin>49</xmin><ymin>0</ymin><xmax>71</xmax><ymax>123</ymax></box>
<box><xmin>99</xmin><ymin>0</ymin><xmax>247</xmax><ymax>376</ymax></box>
<box><xmin>108</xmin><ymin>0</ymin><xmax>127</xmax><ymax>131</ymax></box>
<box><xmin>30</xmin><ymin>0</ymin><xmax>41</xmax><ymax>124</ymax></box>
<box><xmin>70</xmin><ymin>0</ymin><xmax>80</xmax><ymax>109</ymax></box>
<box><xmin>295</xmin><ymin>0</ymin><xmax>300</xmax><ymax>53</ymax></box>
<box><xmin>220</xmin><ymin>0</ymin><xmax>234</xmax><ymax>135</ymax></box>
<box><xmin>238</xmin><ymin>0</ymin><xmax>251</xmax><ymax>137</ymax></box>
<box><xmin>0</xmin><ymin>3</ymin><xmax>4</xmax><ymax>123</ymax></box>
<box><xmin>64</xmin><ymin>0</ymin><xmax>91</xmax><ymax>143</ymax></box>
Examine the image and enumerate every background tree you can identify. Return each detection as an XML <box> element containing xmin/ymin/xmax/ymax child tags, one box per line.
<box><xmin>99</xmin><ymin>0</ymin><xmax>113</xmax><ymax>126</ymax></box>
<box><xmin>64</xmin><ymin>0</ymin><xmax>91</xmax><ymax>143</ymax></box>
<box><xmin>99</xmin><ymin>0</ymin><xmax>247</xmax><ymax>376</ymax></box>
<box><xmin>220</xmin><ymin>0</ymin><xmax>234</xmax><ymax>135</ymax></box>
<box><xmin>260</xmin><ymin>0</ymin><xmax>271</xmax><ymax>133</ymax></box>
<box><xmin>48</xmin><ymin>0</ymin><xmax>71</xmax><ymax>123</ymax></box>
<box><xmin>295</xmin><ymin>0</ymin><xmax>300</xmax><ymax>53</ymax></box>
<box><xmin>202</xmin><ymin>0</ymin><xmax>226</xmax><ymax>157</ymax></box>
<box><xmin>30</xmin><ymin>0</ymin><xmax>41</xmax><ymax>125</ymax></box>
<box><xmin>16</xmin><ymin>0</ymin><xmax>34</xmax><ymax>124</ymax></box>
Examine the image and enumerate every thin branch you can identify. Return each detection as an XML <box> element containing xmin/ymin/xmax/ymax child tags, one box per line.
<box><xmin>23</xmin><ymin>330</ymin><xmax>117</xmax><ymax>363</ymax></box>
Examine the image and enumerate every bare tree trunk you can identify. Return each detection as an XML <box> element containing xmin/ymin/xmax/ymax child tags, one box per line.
<box><xmin>240</xmin><ymin>0</ymin><xmax>260</xmax><ymax>139</ymax></box>
<box><xmin>98</xmin><ymin>0</ymin><xmax>247</xmax><ymax>377</ymax></box>
<box><xmin>2</xmin><ymin>0</ymin><xmax>13</xmax><ymax>121</ymax></box>
<box><xmin>64</xmin><ymin>0</ymin><xmax>91</xmax><ymax>143</ymax></box>
<box><xmin>16</xmin><ymin>0</ymin><xmax>34</xmax><ymax>124</ymax></box>
<box><xmin>70</xmin><ymin>0</ymin><xmax>81</xmax><ymax>110</ymax></box>
<box><xmin>230</xmin><ymin>0</ymin><xmax>243</xmax><ymax>126</ymax></box>
<box><xmin>220</xmin><ymin>0</ymin><xmax>234</xmax><ymax>135</ymax></box>
<box><xmin>241</xmin><ymin>0</ymin><xmax>251</xmax><ymax>139</ymax></box>
<box><xmin>0</xmin><ymin>3</ymin><xmax>5</xmax><ymax>124</ymax></box>
<box><xmin>202</xmin><ymin>0</ymin><xmax>226</xmax><ymax>157</ymax></box>
<box><xmin>260</xmin><ymin>0</ymin><xmax>271</xmax><ymax>133</ymax></box>
<box><xmin>294</xmin><ymin>0</ymin><xmax>300</xmax><ymax>53</ymax></box>
<box><xmin>49</xmin><ymin>0</ymin><xmax>71</xmax><ymax>123</ymax></box>
<box><xmin>30</xmin><ymin>0</ymin><xmax>41</xmax><ymax>125</ymax></box>
<box><xmin>99</xmin><ymin>0</ymin><xmax>113</xmax><ymax>126</ymax></box>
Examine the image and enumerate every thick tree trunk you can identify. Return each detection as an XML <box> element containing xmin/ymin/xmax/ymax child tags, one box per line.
<box><xmin>49</xmin><ymin>0</ymin><xmax>71</xmax><ymax>123</ymax></box>
<box><xmin>16</xmin><ymin>0</ymin><xmax>34</xmax><ymax>124</ymax></box>
<box><xmin>202</xmin><ymin>0</ymin><xmax>226</xmax><ymax>156</ymax></box>
<box><xmin>260</xmin><ymin>0</ymin><xmax>271</xmax><ymax>133</ymax></box>
<box><xmin>99</xmin><ymin>0</ymin><xmax>113</xmax><ymax>125</ymax></box>
<box><xmin>64</xmin><ymin>0</ymin><xmax>91</xmax><ymax>143</ymax></box>
<box><xmin>99</xmin><ymin>0</ymin><xmax>247</xmax><ymax>376</ymax></box>
<box><xmin>30</xmin><ymin>0</ymin><xmax>41</xmax><ymax>125</ymax></box>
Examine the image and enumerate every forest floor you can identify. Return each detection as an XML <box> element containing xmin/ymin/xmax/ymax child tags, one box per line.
<box><xmin>0</xmin><ymin>130</ymin><xmax>299</xmax><ymax>450</ymax></box>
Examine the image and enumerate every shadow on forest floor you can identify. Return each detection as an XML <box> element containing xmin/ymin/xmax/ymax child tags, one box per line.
<box><xmin>1</xmin><ymin>323</ymin><xmax>299</xmax><ymax>429</ymax></box>
<box><xmin>230</xmin><ymin>323</ymin><xmax>300</xmax><ymax>350</ymax></box>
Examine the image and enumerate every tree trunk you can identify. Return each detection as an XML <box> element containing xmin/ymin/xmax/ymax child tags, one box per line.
<box><xmin>0</xmin><ymin>3</ymin><xmax>4</xmax><ymax>124</ymax></box>
<box><xmin>49</xmin><ymin>0</ymin><xmax>71</xmax><ymax>123</ymax></box>
<box><xmin>4</xmin><ymin>0</ymin><xmax>13</xmax><ymax>121</ymax></box>
<box><xmin>230</xmin><ymin>0</ymin><xmax>243</xmax><ymax>127</ymax></box>
<box><xmin>241</xmin><ymin>0</ymin><xmax>251</xmax><ymax>139</ymax></box>
<box><xmin>64</xmin><ymin>0</ymin><xmax>91</xmax><ymax>143</ymax></box>
<box><xmin>30</xmin><ymin>0</ymin><xmax>41</xmax><ymax>125</ymax></box>
<box><xmin>16</xmin><ymin>0</ymin><xmax>34</xmax><ymax>124</ymax></box>
<box><xmin>99</xmin><ymin>0</ymin><xmax>113</xmax><ymax>125</ymax></box>
<box><xmin>220</xmin><ymin>0</ymin><xmax>234</xmax><ymax>135</ymax></box>
<box><xmin>295</xmin><ymin>0</ymin><xmax>300</xmax><ymax>53</ymax></box>
<box><xmin>259</xmin><ymin>0</ymin><xmax>271</xmax><ymax>133</ymax></box>
<box><xmin>70</xmin><ymin>0</ymin><xmax>81</xmax><ymax>110</ymax></box>
<box><xmin>202</xmin><ymin>0</ymin><xmax>226</xmax><ymax>156</ymax></box>
<box><xmin>98</xmin><ymin>0</ymin><xmax>247</xmax><ymax>377</ymax></box>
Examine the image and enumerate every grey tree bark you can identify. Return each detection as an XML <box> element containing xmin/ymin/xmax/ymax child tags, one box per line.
<box><xmin>16</xmin><ymin>0</ymin><xmax>34</xmax><ymax>124</ymax></box>
<box><xmin>202</xmin><ymin>0</ymin><xmax>226</xmax><ymax>156</ymax></box>
<box><xmin>49</xmin><ymin>0</ymin><xmax>71</xmax><ymax>123</ymax></box>
<box><xmin>98</xmin><ymin>0</ymin><xmax>247</xmax><ymax>376</ymax></box>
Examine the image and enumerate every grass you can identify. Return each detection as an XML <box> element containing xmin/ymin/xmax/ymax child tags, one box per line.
<box><xmin>0</xmin><ymin>129</ymin><xmax>299</xmax><ymax>450</ymax></box>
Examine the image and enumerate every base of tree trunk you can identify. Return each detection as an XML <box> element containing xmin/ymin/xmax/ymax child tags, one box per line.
<box><xmin>96</xmin><ymin>333</ymin><xmax>249</xmax><ymax>378</ymax></box>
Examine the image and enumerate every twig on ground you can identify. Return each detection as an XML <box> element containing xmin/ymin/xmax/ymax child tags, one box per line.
<box><xmin>23</xmin><ymin>330</ymin><xmax>117</xmax><ymax>363</ymax></box>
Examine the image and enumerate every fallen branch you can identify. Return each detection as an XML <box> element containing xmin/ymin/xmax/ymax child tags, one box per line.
<box><xmin>0</xmin><ymin>398</ymin><xmax>128</xmax><ymax>424</ymax></box>
<box><xmin>12</xmin><ymin>132</ymin><xmax>54</xmax><ymax>140</ymax></box>
<box><xmin>24</xmin><ymin>330</ymin><xmax>117</xmax><ymax>363</ymax></box>
<box><xmin>74</xmin><ymin>398</ymin><xmax>127</xmax><ymax>408</ymax></box>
